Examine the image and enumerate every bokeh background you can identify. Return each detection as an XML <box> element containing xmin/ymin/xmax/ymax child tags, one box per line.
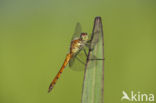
<box><xmin>0</xmin><ymin>0</ymin><xmax>156</xmax><ymax>103</ymax></box>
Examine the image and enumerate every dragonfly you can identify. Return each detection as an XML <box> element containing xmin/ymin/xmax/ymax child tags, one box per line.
<box><xmin>48</xmin><ymin>23</ymin><xmax>102</xmax><ymax>93</ymax></box>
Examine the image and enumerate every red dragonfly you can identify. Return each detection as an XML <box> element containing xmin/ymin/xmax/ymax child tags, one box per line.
<box><xmin>48</xmin><ymin>23</ymin><xmax>89</xmax><ymax>92</ymax></box>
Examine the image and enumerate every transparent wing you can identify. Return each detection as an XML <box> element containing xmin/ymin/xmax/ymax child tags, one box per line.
<box><xmin>69</xmin><ymin>18</ymin><xmax>104</xmax><ymax>72</ymax></box>
<box><xmin>69</xmin><ymin>47</ymin><xmax>88</xmax><ymax>71</ymax></box>
<box><xmin>69</xmin><ymin>23</ymin><xmax>93</xmax><ymax>71</ymax></box>
<box><xmin>71</xmin><ymin>22</ymin><xmax>82</xmax><ymax>41</ymax></box>
<box><xmin>68</xmin><ymin>22</ymin><xmax>85</xmax><ymax>71</ymax></box>
<box><xmin>72</xmin><ymin>22</ymin><xmax>92</xmax><ymax>44</ymax></box>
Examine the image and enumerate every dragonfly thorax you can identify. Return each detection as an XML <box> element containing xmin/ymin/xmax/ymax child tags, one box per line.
<box><xmin>70</xmin><ymin>33</ymin><xmax>88</xmax><ymax>54</ymax></box>
<box><xmin>70</xmin><ymin>40</ymin><xmax>85</xmax><ymax>54</ymax></box>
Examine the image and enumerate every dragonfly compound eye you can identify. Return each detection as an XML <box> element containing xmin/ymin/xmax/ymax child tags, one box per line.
<box><xmin>81</xmin><ymin>33</ymin><xmax>87</xmax><ymax>36</ymax></box>
<box><xmin>80</xmin><ymin>33</ymin><xmax>88</xmax><ymax>41</ymax></box>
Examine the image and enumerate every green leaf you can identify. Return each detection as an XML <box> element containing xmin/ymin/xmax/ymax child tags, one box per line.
<box><xmin>82</xmin><ymin>17</ymin><xmax>104</xmax><ymax>103</ymax></box>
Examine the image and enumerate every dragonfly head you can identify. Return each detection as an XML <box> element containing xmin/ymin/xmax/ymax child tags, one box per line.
<box><xmin>80</xmin><ymin>33</ymin><xmax>88</xmax><ymax>42</ymax></box>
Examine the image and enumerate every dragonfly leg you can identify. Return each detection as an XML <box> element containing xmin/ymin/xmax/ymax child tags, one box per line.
<box><xmin>83</xmin><ymin>49</ymin><xmax>88</xmax><ymax>57</ymax></box>
<box><xmin>88</xmin><ymin>58</ymin><xmax>104</xmax><ymax>60</ymax></box>
<box><xmin>85</xmin><ymin>40</ymin><xmax>91</xmax><ymax>48</ymax></box>
<box><xmin>87</xmin><ymin>55</ymin><xmax>105</xmax><ymax>61</ymax></box>
<box><xmin>86</xmin><ymin>44</ymin><xmax>94</xmax><ymax>52</ymax></box>
<box><xmin>75</xmin><ymin>56</ymin><xmax>86</xmax><ymax>65</ymax></box>
<box><xmin>86</xmin><ymin>40</ymin><xmax>95</xmax><ymax>51</ymax></box>
<box><xmin>83</xmin><ymin>47</ymin><xmax>105</xmax><ymax>61</ymax></box>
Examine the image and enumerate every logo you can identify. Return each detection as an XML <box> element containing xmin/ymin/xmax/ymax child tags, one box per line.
<box><xmin>121</xmin><ymin>91</ymin><xmax>154</xmax><ymax>102</ymax></box>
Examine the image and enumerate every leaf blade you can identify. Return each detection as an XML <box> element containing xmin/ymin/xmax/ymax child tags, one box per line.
<box><xmin>82</xmin><ymin>17</ymin><xmax>104</xmax><ymax>103</ymax></box>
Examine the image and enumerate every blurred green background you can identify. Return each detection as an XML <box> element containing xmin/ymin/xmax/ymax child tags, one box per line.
<box><xmin>0</xmin><ymin>0</ymin><xmax>156</xmax><ymax>103</ymax></box>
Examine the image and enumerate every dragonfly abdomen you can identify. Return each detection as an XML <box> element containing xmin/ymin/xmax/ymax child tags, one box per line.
<box><xmin>48</xmin><ymin>53</ymin><xmax>72</xmax><ymax>92</ymax></box>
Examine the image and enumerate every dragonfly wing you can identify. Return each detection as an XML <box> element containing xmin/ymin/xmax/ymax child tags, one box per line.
<box><xmin>71</xmin><ymin>22</ymin><xmax>82</xmax><ymax>41</ymax></box>
<box><xmin>69</xmin><ymin>22</ymin><xmax>84</xmax><ymax>71</ymax></box>
<box><xmin>72</xmin><ymin>22</ymin><xmax>91</xmax><ymax>40</ymax></box>
<box><xmin>69</xmin><ymin>22</ymin><xmax>92</xmax><ymax>71</ymax></box>
<box><xmin>69</xmin><ymin>47</ymin><xmax>88</xmax><ymax>71</ymax></box>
